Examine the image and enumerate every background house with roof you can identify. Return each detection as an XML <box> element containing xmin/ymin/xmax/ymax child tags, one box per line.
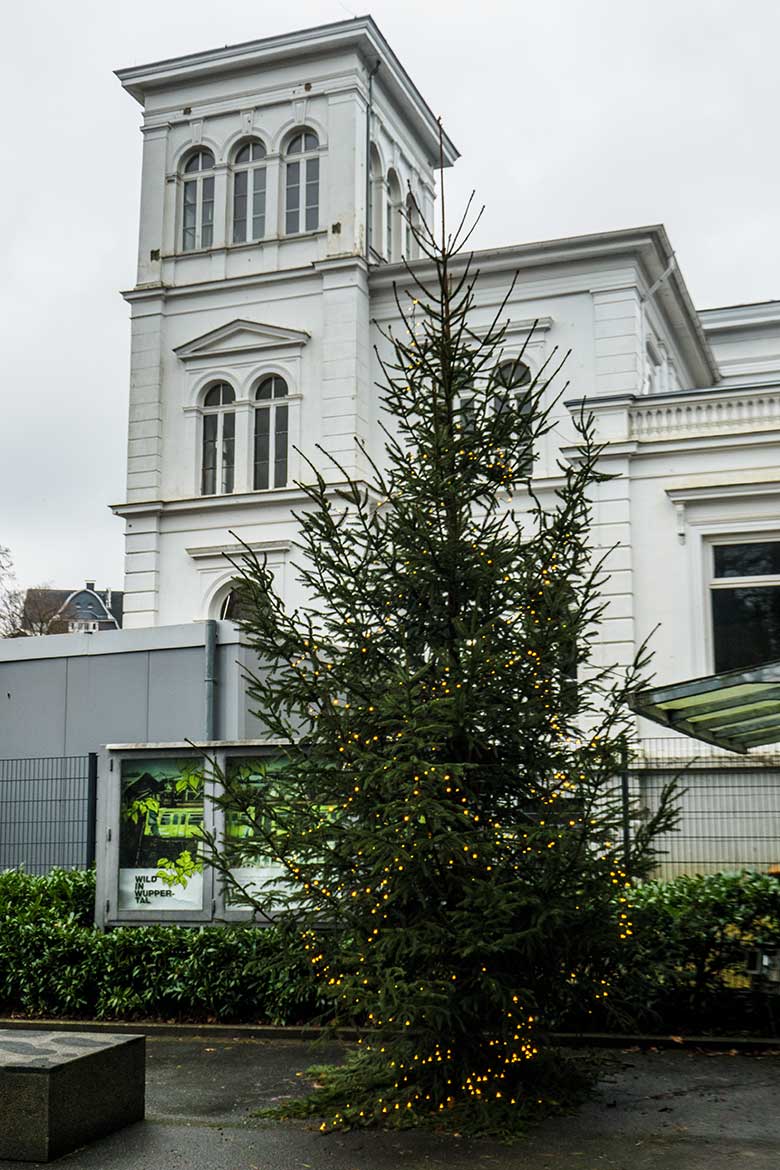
<box><xmin>20</xmin><ymin>583</ymin><xmax>123</xmax><ymax>636</ymax></box>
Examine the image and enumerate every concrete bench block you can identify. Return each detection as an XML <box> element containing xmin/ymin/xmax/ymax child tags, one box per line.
<box><xmin>0</xmin><ymin>1030</ymin><xmax>145</xmax><ymax>1161</ymax></box>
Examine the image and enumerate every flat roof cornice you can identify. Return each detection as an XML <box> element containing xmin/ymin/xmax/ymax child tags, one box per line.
<box><xmin>699</xmin><ymin>300</ymin><xmax>780</xmax><ymax>332</ymax></box>
<box><xmin>116</xmin><ymin>16</ymin><xmax>458</xmax><ymax>166</ymax></box>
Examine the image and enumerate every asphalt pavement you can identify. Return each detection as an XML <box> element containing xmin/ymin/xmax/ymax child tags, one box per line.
<box><xmin>1</xmin><ymin>1034</ymin><xmax>779</xmax><ymax>1169</ymax></box>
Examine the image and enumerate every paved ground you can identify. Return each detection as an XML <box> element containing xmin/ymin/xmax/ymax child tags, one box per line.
<box><xmin>1</xmin><ymin>1034</ymin><xmax>779</xmax><ymax>1169</ymax></box>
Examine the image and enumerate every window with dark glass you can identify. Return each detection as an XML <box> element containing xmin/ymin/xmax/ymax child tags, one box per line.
<box><xmin>232</xmin><ymin>140</ymin><xmax>266</xmax><ymax>243</ymax></box>
<box><xmin>254</xmin><ymin>375</ymin><xmax>288</xmax><ymax>490</ymax></box>
<box><xmin>386</xmin><ymin>169</ymin><xmax>401</xmax><ymax>261</ymax></box>
<box><xmin>182</xmin><ymin>148</ymin><xmax>215</xmax><ymax>252</ymax></box>
<box><xmin>492</xmin><ymin>359</ymin><xmax>534</xmax><ymax>473</ymax></box>
<box><xmin>285</xmin><ymin>131</ymin><xmax>319</xmax><ymax>234</ymax></box>
<box><xmin>201</xmin><ymin>382</ymin><xmax>236</xmax><ymax>495</ymax></box>
<box><xmin>404</xmin><ymin>191</ymin><xmax>416</xmax><ymax>259</ymax></box>
<box><xmin>711</xmin><ymin>541</ymin><xmax>780</xmax><ymax>672</ymax></box>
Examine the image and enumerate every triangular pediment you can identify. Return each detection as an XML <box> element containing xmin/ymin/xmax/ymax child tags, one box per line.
<box><xmin>174</xmin><ymin>319</ymin><xmax>310</xmax><ymax>361</ymax></box>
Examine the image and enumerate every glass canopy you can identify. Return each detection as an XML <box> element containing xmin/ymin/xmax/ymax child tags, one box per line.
<box><xmin>629</xmin><ymin>659</ymin><xmax>780</xmax><ymax>755</ymax></box>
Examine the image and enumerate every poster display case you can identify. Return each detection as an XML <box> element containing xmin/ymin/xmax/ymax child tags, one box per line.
<box><xmin>95</xmin><ymin>741</ymin><xmax>287</xmax><ymax>928</ymax></box>
<box><xmin>223</xmin><ymin>755</ymin><xmax>288</xmax><ymax>907</ymax></box>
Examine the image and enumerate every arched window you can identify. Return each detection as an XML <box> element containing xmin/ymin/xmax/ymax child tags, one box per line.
<box><xmin>494</xmin><ymin>358</ymin><xmax>532</xmax><ymax>394</ymax></box>
<box><xmin>182</xmin><ymin>148</ymin><xmax>215</xmax><ymax>252</ymax></box>
<box><xmin>285</xmin><ymin>130</ymin><xmax>319</xmax><ymax>234</ymax></box>
<box><xmin>218</xmin><ymin>587</ymin><xmax>251</xmax><ymax>622</ymax></box>
<box><xmin>201</xmin><ymin>382</ymin><xmax>236</xmax><ymax>495</ymax></box>
<box><xmin>254</xmin><ymin>375</ymin><xmax>289</xmax><ymax>490</ymax></box>
<box><xmin>493</xmin><ymin>359</ymin><xmax>534</xmax><ymax>474</ymax></box>
<box><xmin>232</xmin><ymin>139</ymin><xmax>267</xmax><ymax>244</ymax></box>
<box><xmin>386</xmin><ymin>169</ymin><xmax>402</xmax><ymax>261</ymax></box>
<box><xmin>368</xmin><ymin>143</ymin><xmax>383</xmax><ymax>256</ymax></box>
<box><xmin>219</xmin><ymin>589</ymin><xmax>238</xmax><ymax>621</ymax></box>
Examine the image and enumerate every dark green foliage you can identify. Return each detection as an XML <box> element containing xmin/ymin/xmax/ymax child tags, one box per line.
<box><xmin>0</xmin><ymin>867</ymin><xmax>96</xmax><ymax>927</ymax></box>
<box><xmin>0</xmin><ymin>869</ymin><xmax>776</xmax><ymax>1036</ymax></box>
<box><xmin>605</xmin><ymin>871</ymin><xmax>780</xmax><ymax>1034</ymax></box>
<box><xmin>208</xmin><ymin>194</ymin><xmax>678</xmax><ymax>1135</ymax></box>
<box><xmin>0</xmin><ymin>869</ymin><xmax>324</xmax><ymax>1024</ymax></box>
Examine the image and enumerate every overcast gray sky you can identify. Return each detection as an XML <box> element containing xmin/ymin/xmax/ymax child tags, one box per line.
<box><xmin>1</xmin><ymin>0</ymin><xmax>778</xmax><ymax>592</ymax></box>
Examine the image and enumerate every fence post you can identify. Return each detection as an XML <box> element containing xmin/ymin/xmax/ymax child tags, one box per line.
<box><xmin>620</xmin><ymin>744</ymin><xmax>631</xmax><ymax>876</ymax></box>
<box><xmin>86</xmin><ymin>753</ymin><xmax>98</xmax><ymax>868</ymax></box>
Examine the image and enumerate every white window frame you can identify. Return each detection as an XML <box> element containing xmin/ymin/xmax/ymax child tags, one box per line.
<box><xmin>181</xmin><ymin>149</ymin><xmax>216</xmax><ymax>253</ymax></box>
<box><xmin>492</xmin><ymin>357</ymin><xmax>535</xmax><ymax>474</ymax></box>
<box><xmin>708</xmin><ymin>534</ymin><xmax>780</xmax><ymax>673</ymax></box>
<box><xmin>253</xmin><ymin>375</ymin><xmax>290</xmax><ymax>491</ymax></box>
<box><xmin>201</xmin><ymin>383</ymin><xmax>236</xmax><ymax>496</ymax></box>
<box><xmin>284</xmin><ymin>131</ymin><xmax>320</xmax><ymax>235</ymax></box>
<box><xmin>231</xmin><ymin>140</ymin><xmax>267</xmax><ymax>245</ymax></box>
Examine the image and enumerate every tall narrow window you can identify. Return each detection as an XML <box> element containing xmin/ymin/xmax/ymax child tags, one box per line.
<box><xmin>285</xmin><ymin>131</ymin><xmax>319</xmax><ymax>234</ymax></box>
<box><xmin>201</xmin><ymin>382</ymin><xmax>236</xmax><ymax>495</ymax></box>
<box><xmin>368</xmin><ymin>143</ymin><xmax>383</xmax><ymax>257</ymax></box>
<box><xmin>710</xmin><ymin>541</ymin><xmax>780</xmax><ymax>672</ymax></box>
<box><xmin>493</xmin><ymin>359</ymin><xmax>534</xmax><ymax>474</ymax></box>
<box><xmin>232</xmin><ymin>140</ymin><xmax>267</xmax><ymax>243</ymax></box>
<box><xmin>404</xmin><ymin>191</ymin><xmax>417</xmax><ymax>259</ymax></box>
<box><xmin>386</xmin><ymin>169</ymin><xmax>401</xmax><ymax>262</ymax></box>
<box><xmin>182</xmin><ymin>148</ymin><xmax>216</xmax><ymax>252</ymax></box>
<box><xmin>254</xmin><ymin>375</ymin><xmax>289</xmax><ymax>490</ymax></box>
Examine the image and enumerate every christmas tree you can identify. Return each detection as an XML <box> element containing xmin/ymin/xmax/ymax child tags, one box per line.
<box><xmin>210</xmin><ymin>183</ymin><xmax>674</xmax><ymax>1136</ymax></box>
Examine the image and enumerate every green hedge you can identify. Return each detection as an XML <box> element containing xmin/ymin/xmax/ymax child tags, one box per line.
<box><xmin>0</xmin><ymin>869</ymin><xmax>325</xmax><ymax>1024</ymax></box>
<box><xmin>610</xmin><ymin>870</ymin><xmax>780</xmax><ymax>1034</ymax></box>
<box><xmin>1</xmin><ymin>868</ymin><xmax>778</xmax><ymax>1033</ymax></box>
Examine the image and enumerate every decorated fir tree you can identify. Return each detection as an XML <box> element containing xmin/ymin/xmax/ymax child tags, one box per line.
<box><xmin>210</xmin><ymin>186</ymin><xmax>674</xmax><ymax>1135</ymax></box>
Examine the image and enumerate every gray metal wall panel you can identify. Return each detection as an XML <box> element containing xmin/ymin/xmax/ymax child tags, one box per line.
<box><xmin>0</xmin><ymin>659</ymin><xmax>69</xmax><ymax>757</ymax></box>
<box><xmin>147</xmin><ymin>647</ymin><xmax>205</xmax><ymax>742</ymax></box>
<box><xmin>238</xmin><ymin>647</ymin><xmax>274</xmax><ymax>740</ymax></box>
<box><xmin>64</xmin><ymin>653</ymin><xmax>151</xmax><ymax>755</ymax></box>
<box><xmin>0</xmin><ymin>628</ymin><xmax>251</xmax><ymax>760</ymax></box>
<box><xmin>217</xmin><ymin>642</ymin><xmax>241</xmax><ymax>740</ymax></box>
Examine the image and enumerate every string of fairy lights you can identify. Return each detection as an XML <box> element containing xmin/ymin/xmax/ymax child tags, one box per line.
<box><xmin>223</xmin><ymin>256</ymin><xmax>638</xmax><ymax>1132</ymax></box>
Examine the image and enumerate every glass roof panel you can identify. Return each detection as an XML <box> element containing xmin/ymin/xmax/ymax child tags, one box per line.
<box><xmin>629</xmin><ymin>659</ymin><xmax>780</xmax><ymax>754</ymax></box>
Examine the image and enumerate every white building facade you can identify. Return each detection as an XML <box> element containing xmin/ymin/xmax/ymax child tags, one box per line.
<box><xmin>113</xmin><ymin>16</ymin><xmax>780</xmax><ymax>720</ymax></box>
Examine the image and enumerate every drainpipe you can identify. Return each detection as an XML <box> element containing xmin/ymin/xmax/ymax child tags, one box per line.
<box><xmin>640</xmin><ymin>253</ymin><xmax>677</xmax><ymax>304</ymax></box>
<box><xmin>204</xmin><ymin>619</ymin><xmax>218</xmax><ymax>741</ymax></box>
<box><xmin>365</xmin><ymin>58</ymin><xmax>381</xmax><ymax>263</ymax></box>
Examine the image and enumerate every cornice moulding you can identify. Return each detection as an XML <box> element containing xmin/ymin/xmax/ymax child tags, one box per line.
<box><xmin>567</xmin><ymin>380</ymin><xmax>780</xmax><ymax>411</ymax></box>
<box><xmin>700</xmin><ymin>302</ymin><xmax>780</xmax><ymax>332</ymax></box>
<box><xmin>112</xmin><ymin>480</ymin><xmax>381</xmax><ymax>519</ymax></box>
<box><xmin>186</xmin><ymin>539</ymin><xmax>290</xmax><ymax>560</ymax></box>
<box><xmin>115</xmin><ymin>16</ymin><xmax>459</xmax><ymax>166</ymax></box>
<box><xmin>667</xmin><ymin>481</ymin><xmax>780</xmax><ymax>505</ymax></box>
<box><xmin>627</xmin><ymin>429</ymin><xmax>780</xmax><ymax>458</ymax></box>
<box><xmin>122</xmin><ymin>253</ymin><xmax>367</xmax><ymax>304</ymax></box>
<box><xmin>140</xmin><ymin>74</ymin><xmax>364</xmax><ymax>128</ymax></box>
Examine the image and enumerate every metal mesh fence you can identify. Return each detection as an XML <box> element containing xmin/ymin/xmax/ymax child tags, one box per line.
<box><xmin>0</xmin><ymin>739</ymin><xmax>778</xmax><ymax>879</ymax></box>
<box><xmin>0</xmin><ymin>755</ymin><xmax>96</xmax><ymax>874</ymax></box>
<box><xmin>631</xmin><ymin>737</ymin><xmax>780</xmax><ymax>878</ymax></box>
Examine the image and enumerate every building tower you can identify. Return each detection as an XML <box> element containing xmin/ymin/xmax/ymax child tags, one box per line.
<box><xmin>114</xmin><ymin>17</ymin><xmax>458</xmax><ymax>628</ymax></box>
